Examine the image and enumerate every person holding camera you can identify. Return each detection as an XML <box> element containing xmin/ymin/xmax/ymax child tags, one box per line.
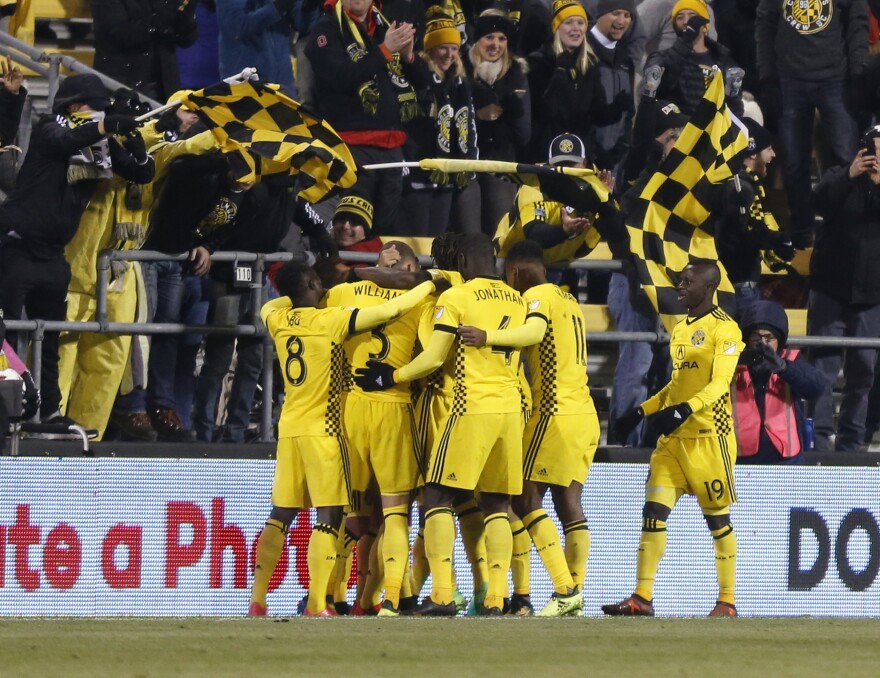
<box><xmin>806</xmin><ymin>127</ymin><xmax>880</xmax><ymax>453</ymax></box>
<box><xmin>733</xmin><ymin>300</ymin><xmax>826</xmax><ymax>465</ymax></box>
<box><xmin>642</xmin><ymin>0</ymin><xmax>743</xmax><ymax>118</ymax></box>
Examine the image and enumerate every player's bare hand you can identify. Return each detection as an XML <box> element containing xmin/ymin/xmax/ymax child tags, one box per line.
<box><xmin>561</xmin><ymin>210</ymin><xmax>590</xmax><ymax>236</ymax></box>
<box><xmin>377</xmin><ymin>244</ymin><xmax>400</xmax><ymax>268</ymax></box>
<box><xmin>189</xmin><ymin>246</ymin><xmax>212</xmax><ymax>276</ymax></box>
<box><xmin>849</xmin><ymin>148</ymin><xmax>877</xmax><ymax>179</ymax></box>
<box><xmin>598</xmin><ymin>169</ymin><xmax>615</xmax><ymax>192</ymax></box>
<box><xmin>0</xmin><ymin>57</ymin><xmax>23</xmax><ymax>95</ymax></box>
<box><xmin>457</xmin><ymin>325</ymin><xmax>487</xmax><ymax>347</ymax></box>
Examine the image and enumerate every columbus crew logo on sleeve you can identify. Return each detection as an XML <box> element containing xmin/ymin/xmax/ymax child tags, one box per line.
<box><xmin>784</xmin><ymin>0</ymin><xmax>832</xmax><ymax>34</ymax></box>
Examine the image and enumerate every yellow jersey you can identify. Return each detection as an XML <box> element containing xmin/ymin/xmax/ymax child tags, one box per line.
<box><xmin>523</xmin><ymin>283</ymin><xmax>595</xmax><ymax>416</ymax></box>
<box><xmin>264</xmin><ymin>304</ymin><xmax>354</xmax><ymax>439</ymax></box>
<box><xmin>495</xmin><ymin>185</ymin><xmax>601</xmax><ymax>264</ymax></box>
<box><xmin>326</xmin><ymin>280</ymin><xmax>426</xmax><ymax>403</ymax></box>
<box><xmin>433</xmin><ymin>277</ymin><xmax>526</xmax><ymax>415</ymax></box>
<box><xmin>642</xmin><ymin>306</ymin><xmax>744</xmax><ymax>438</ymax></box>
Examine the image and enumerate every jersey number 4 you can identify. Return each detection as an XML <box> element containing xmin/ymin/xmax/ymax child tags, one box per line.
<box><xmin>491</xmin><ymin>316</ymin><xmax>515</xmax><ymax>365</ymax></box>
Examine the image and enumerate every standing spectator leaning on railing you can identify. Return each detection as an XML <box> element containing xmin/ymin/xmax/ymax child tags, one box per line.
<box><xmin>0</xmin><ymin>74</ymin><xmax>144</xmax><ymax>428</ymax></box>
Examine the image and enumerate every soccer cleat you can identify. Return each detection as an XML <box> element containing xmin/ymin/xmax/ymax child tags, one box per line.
<box><xmin>477</xmin><ymin>604</ymin><xmax>503</xmax><ymax>617</ymax></box>
<box><xmin>506</xmin><ymin>593</ymin><xmax>535</xmax><ymax>617</ymax></box>
<box><xmin>708</xmin><ymin>601</ymin><xmax>737</xmax><ymax>617</ymax></box>
<box><xmin>351</xmin><ymin>601</ymin><xmax>381</xmax><ymax>616</ymax></box>
<box><xmin>601</xmin><ymin>594</ymin><xmax>655</xmax><ymax>616</ymax></box>
<box><xmin>377</xmin><ymin>600</ymin><xmax>401</xmax><ymax>617</ymax></box>
<box><xmin>399</xmin><ymin>596</ymin><xmax>418</xmax><ymax>615</ymax></box>
<box><xmin>248</xmin><ymin>601</ymin><xmax>267</xmax><ymax>617</ymax></box>
<box><xmin>452</xmin><ymin>588</ymin><xmax>468</xmax><ymax>613</ymax></box>
<box><xmin>334</xmin><ymin>601</ymin><xmax>351</xmax><ymax>616</ymax></box>
<box><xmin>413</xmin><ymin>596</ymin><xmax>458</xmax><ymax>617</ymax></box>
<box><xmin>304</xmin><ymin>606</ymin><xmax>338</xmax><ymax>617</ymax></box>
<box><xmin>537</xmin><ymin>590</ymin><xmax>583</xmax><ymax>617</ymax></box>
<box><xmin>466</xmin><ymin>583</ymin><xmax>489</xmax><ymax>617</ymax></box>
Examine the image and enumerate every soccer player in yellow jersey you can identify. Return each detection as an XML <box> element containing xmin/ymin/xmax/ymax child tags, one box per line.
<box><xmin>325</xmin><ymin>241</ymin><xmax>429</xmax><ymax>617</ymax></box>
<box><xmin>248</xmin><ymin>261</ymin><xmax>440</xmax><ymax>617</ymax></box>
<box><xmin>356</xmin><ymin>234</ymin><xmax>526</xmax><ymax>616</ymax></box>
<box><xmin>602</xmin><ymin>263</ymin><xmax>744</xmax><ymax>618</ymax></box>
<box><xmin>459</xmin><ymin>240</ymin><xmax>600</xmax><ymax>617</ymax></box>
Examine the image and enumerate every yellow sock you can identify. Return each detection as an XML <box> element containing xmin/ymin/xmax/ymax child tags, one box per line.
<box><xmin>250</xmin><ymin>518</ymin><xmax>287</xmax><ymax>607</ymax></box>
<box><xmin>711</xmin><ymin>521</ymin><xmax>737</xmax><ymax>605</ymax></box>
<box><xmin>330</xmin><ymin>528</ymin><xmax>357</xmax><ymax>603</ymax></box>
<box><xmin>634</xmin><ymin>518</ymin><xmax>667</xmax><ymax>602</ymax></box>
<box><xmin>401</xmin><ymin>553</ymin><xmax>413</xmax><ymax>599</ymax></box>
<box><xmin>355</xmin><ymin>531</ymin><xmax>376</xmax><ymax>606</ymax></box>
<box><xmin>524</xmin><ymin>509</ymin><xmax>574</xmax><ymax>594</ymax></box>
<box><xmin>454</xmin><ymin>500</ymin><xmax>488</xmax><ymax>590</ymax></box>
<box><xmin>361</xmin><ymin>524</ymin><xmax>385</xmax><ymax>609</ymax></box>
<box><xmin>424</xmin><ymin>507</ymin><xmax>456</xmax><ymax>605</ymax></box>
<box><xmin>509</xmin><ymin>518</ymin><xmax>531</xmax><ymax>595</ymax></box>
<box><xmin>382</xmin><ymin>505</ymin><xmax>410</xmax><ymax>608</ymax></box>
<box><xmin>306</xmin><ymin>522</ymin><xmax>339</xmax><ymax>614</ymax></box>
<box><xmin>411</xmin><ymin>528</ymin><xmax>429</xmax><ymax>597</ymax></box>
<box><xmin>483</xmin><ymin>512</ymin><xmax>513</xmax><ymax>610</ymax></box>
<box><xmin>563</xmin><ymin>520</ymin><xmax>590</xmax><ymax>589</ymax></box>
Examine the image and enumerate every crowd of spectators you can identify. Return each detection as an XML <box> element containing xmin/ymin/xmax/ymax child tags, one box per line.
<box><xmin>0</xmin><ymin>0</ymin><xmax>879</xmax><ymax>456</ymax></box>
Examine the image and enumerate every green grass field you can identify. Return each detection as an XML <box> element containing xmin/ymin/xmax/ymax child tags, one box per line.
<box><xmin>1</xmin><ymin>618</ymin><xmax>878</xmax><ymax>677</ymax></box>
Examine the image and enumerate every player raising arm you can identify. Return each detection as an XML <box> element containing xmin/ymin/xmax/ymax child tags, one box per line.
<box><xmin>248</xmin><ymin>262</ymin><xmax>440</xmax><ymax>618</ymax></box>
<box><xmin>356</xmin><ymin>234</ymin><xmax>526</xmax><ymax>616</ymax></box>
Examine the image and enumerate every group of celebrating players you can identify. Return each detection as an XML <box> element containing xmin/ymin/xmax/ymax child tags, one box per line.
<box><xmin>247</xmin><ymin>230</ymin><xmax>743</xmax><ymax>618</ymax></box>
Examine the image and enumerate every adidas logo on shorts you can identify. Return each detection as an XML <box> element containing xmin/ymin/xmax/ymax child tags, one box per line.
<box><xmin>537</xmin><ymin>468</ymin><xmax>549</xmax><ymax>477</ymax></box>
<box><xmin>446</xmin><ymin>472</ymin><xmax>457</xmax><ymax>481</ymax></box>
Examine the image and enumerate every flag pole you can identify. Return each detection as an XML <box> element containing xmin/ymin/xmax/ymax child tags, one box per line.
<box><xmin>134</xmin><ymin>67</ymin><xmax>261</xmax><ymax>122</ymax></box>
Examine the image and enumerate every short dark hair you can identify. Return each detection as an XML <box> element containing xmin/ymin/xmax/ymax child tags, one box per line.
<box><xmin>274</xmin><ymin>261</ymin><xmax>314</xmax><ymax>299</ymax></box>
<box><xmin>505</xmin><ymin>239</ymin><xmax>544</xmax><ymax>264</ymax></box>
<box><xmin>460</xmin><ymin>233</ymin><xmax>495</xmax><ymax>263</ymax></box>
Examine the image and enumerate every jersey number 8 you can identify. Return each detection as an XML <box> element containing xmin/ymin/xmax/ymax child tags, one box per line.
<box><xmin>285</xmin><ymin>336</ymin><xmax>307</xmax><ymax>386</ymax></box>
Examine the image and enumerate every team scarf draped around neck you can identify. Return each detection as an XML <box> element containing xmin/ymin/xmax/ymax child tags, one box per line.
<box><xmin>335</xmin><ymin>1</ymin><xmax>420</xmax><ymax>122</ymax></box>
<box><xmin>423</xmin><ymin>69</ymin><xmax>474</xmax><ymax>159</ymax></box>
<box><xmin>65</xmin><ymin>110</ymin><xmax>113</xmax><ymax>183</ymax></box>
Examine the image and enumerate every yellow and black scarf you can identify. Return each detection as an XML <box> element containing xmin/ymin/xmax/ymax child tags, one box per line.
<box><xmin>335</xmin><ymin>1</ymin><xmax>419</xmax><ymax>122</ymax></box>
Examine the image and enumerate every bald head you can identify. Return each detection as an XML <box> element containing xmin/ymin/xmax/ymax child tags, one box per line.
<box><xmin>689</xmin><ymin>262</ymin><xmax>721</xmax><ymax>289</ymax></box>
<box><xmin>677</xmin><ymin>261</ymin><xmax>721</xmax><ymax>313</ymax></box>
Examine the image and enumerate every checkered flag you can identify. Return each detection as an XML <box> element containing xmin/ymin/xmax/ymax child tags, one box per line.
<box><xmin>625</xmin><ymin>73</ymin><xmax>748</xmax><ymax>332</ymax></box>
<box><xmin>179</xmin><ymin>81</ymin><xmax>357</xmax><ymax>203</ymax></box>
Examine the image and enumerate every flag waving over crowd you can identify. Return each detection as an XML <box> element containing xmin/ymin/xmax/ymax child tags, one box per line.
<box><xmin>626</xmin><ymin>73</ymin><xmax>748</xmax><ymax>332</ymax></box>
<box><xmin>179</xmin><ymin>81</ymin><xmax>357</xmax><ymax>203</ymax></box>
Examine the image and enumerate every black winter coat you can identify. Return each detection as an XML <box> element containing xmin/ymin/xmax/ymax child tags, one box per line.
<box><xmin>811</xmin><ymin>165</ymin><xmax>880</xmax><ymax>306</ymax></box>
<box><xmin>91</xmin><ymin>0</ymin><xmax>199</xmax><ymax>102</ymax></box>
<box><xmin>644</xmin><ymin>37</ymin><xmax>743</xmax><ymax>117</ymax></box>
<box><xmin>465</xmin><ymin>52</ymin><xmax>531</xmax><ymax>162</ymax></box>
<box><xmin>0</xmin><ymin>115</ymin><xmax>155</xmax><ymax>259</ymax></box>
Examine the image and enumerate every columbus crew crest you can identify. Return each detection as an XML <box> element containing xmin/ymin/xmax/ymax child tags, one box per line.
<box><xmin>784</xmin><ymin>0</ymin><xmax>832</xmax><ymax>34</ymax></box>
<box><xmin>691</xmin><ymin>329</ymin><xmax>706</xmax><ymax>347</ymax></box>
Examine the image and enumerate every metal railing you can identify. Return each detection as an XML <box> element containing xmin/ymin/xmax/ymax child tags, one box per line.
<box><xmin>6</xmin><ymin>247</ymin><xmax>880</xmax><ymax>445</ymax></box>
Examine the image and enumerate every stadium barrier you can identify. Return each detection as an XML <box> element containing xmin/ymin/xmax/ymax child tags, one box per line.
<box><xmin>5</xmin><ymin>248</ymin><xmax>880</xmax><ymax>449</ymax></box>
<box><xmin>0</xmin><ymin>456</ymin><xmax>878</xmax><ymax>616</ymax></box>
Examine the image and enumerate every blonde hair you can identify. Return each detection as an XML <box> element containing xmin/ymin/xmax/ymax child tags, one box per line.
<box><xmin>552</xmin><ymin>28</ymin><xmax>596</xmax><ymax>75</ymax></box>
<box><xmin>420</xmin><ymin>48</ymin><xmax>466</xmax><ymax>79</ymax></box>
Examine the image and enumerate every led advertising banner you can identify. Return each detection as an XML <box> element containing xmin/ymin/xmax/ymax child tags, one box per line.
<box><xmin>0</xmin><ymin>459</ymin><xmax>877</xmax><ymax>616</ymax></box>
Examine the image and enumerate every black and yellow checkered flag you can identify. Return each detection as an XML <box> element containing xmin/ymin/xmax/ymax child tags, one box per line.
<box><xmin>626</xmin><ymin>73</ymin><xmax>748</xmax><ymax>332</ymax></box>
<box><xmin>179</xmin><ymin>81</ymin><xmax>357</xmax><ymax>203</ymax></box>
